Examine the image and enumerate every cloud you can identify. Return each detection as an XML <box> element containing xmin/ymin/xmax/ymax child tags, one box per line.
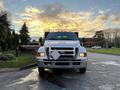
<box><xmin>98</xmin><ymin>9</ymin><xmax>110</xmax><ymax>14</ymax></box>
<box><xmin>0</xmin><ymin>1</ymin><xmax>4</xmax><ymax>11</ymax></box>
<box><xmin>97</xmin><ymin>14</ymin><xmax>110</xmax><ymax>21</ymax></box>
<box><xmin>112</xmin><ymin>16</ymin><xmax>120</xmax><ymax>25</ymax></box>
<box><xmin>98</xmin><ymin>10</ymin><xmax>105</xmax><ymax>14</ymax></box>
<box><xmin>40</xmin><ymin>3</ymin><xmax>64</xmax><ymax>18</ymax></box>
<box><xmin>14</xmin><ymin>3</ymin><xmax>115</xmax><ymax>37</ymax></box>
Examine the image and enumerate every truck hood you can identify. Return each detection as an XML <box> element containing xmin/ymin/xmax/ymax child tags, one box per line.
<box><xmin>44</xmin><ymin>40</ymin><xmax>80</xmax><ymax>47</ymax></box>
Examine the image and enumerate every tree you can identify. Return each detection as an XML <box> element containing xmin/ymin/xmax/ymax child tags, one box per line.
<box><xmin>0</xmin><ymin>11</ymin><xmax>11</xmax><ymax>51</ymax></box>
<box><xmin>19</xmin><ymin>23</ymin><xmax>30</xmax><ymax>45</ymax></box>
<box><xmin>102</xmin><ymin>29</ymin><xmax>120</xmax><ymax>48</ymax></box>
<box><xmin>93</xmin><ymin>31</ymin><xmax>105</xmax><ymax>47</ymax></box>
<box><xmin>6</xmin><ymin>29</ymin><xmax>12</xmax><ymax>49</ymax></box>
<box><xmin>11</xmin><ymin>30</ymin><xmax>19</xmax><ymax>49</ymax></box>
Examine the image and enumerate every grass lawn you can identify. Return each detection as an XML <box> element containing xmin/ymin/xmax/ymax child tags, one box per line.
<box><xmin>87</xmin><ymin>48</ymin><xmax>120</xmax><ymax>55</ymax></box>
<box><xmin>0</xmin><ymin>51</ymin><xmax>36</xmax><ymax>68</ymax></box>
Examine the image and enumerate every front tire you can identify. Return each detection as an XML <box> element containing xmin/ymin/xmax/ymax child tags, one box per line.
<box><xmin>79</xmin><ymin>68</ymin><xmax>86</xmax><ymax>74</ymax></box>
<box><xmin>38</xmin><ymin>67</ymin><xmax>45</xmax><ymax>78</ymax></box>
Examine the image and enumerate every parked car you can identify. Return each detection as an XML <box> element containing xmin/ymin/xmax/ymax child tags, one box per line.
<box><xmin>92</xmin><ymin>46</ymin><xmax>102</xmax><ymax>49</ymax></box>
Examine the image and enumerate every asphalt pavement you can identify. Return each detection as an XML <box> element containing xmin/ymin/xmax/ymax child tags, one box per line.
<box><xmin>0</xmin><ymin>52</ymin><xmax>120</xmax><ymax>90</ymax></box>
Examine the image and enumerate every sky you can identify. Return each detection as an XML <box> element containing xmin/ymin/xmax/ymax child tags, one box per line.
<box><xmin>0</xmin><ymin>0</ymin><xmax>120</xmax><ymax>38</ymax></box>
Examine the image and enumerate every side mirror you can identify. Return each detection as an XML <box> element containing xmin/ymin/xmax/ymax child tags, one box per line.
<box><xmin>42</xmin><ymin>39</ymin><xmax>45</xmax><ymax>46</ymax></box>
<box><xmin>39</xmin><ymin>37</ymin><xmax>44</xmax><ymax>46</ymax></box>
<box><xmin>80</xmin><ymin>43</ymin><xmax>83</xmax><ymax>46</ymax></box>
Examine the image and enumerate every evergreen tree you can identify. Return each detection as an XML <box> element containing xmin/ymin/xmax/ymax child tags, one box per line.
<box><xmin>11</xmin><ymin>30</ymin><xmax>19</xmax><ymax>49</ymax></box>
<box><xmin>0</xmin><ymin>11</ymin><xmax>11</xmax><ymax>51</ymax></box>
<box><xmin>6</xmin><ymin>29</ymin><xmax>12</xmax><ymax>49</ymax></box>
<box><xmin>19</xmin><ymin>23</ymin><xmax>30</xmax><ymax>45</ymax></box>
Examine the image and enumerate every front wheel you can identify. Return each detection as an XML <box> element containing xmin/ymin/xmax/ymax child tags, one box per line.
<box><xmin>79</xmin><ymin>68</ymin><xmax>86</xmax><ymax>74</ymax></box>
<box><xmin>38</xmin><ymin>67</ymin><xmax>45</xmax><ymax>78</ymax></box>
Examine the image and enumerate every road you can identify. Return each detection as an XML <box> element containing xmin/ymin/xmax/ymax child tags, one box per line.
<box><xmin>0</xmin><ymin>53</ymin><xmax>120</xmax><ymax>90</ymax></box>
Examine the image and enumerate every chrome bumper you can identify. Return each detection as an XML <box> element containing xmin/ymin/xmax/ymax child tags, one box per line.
<box><xmin>37</xmin><ymin>59</ymin><xmax>87</xmax><ymax>69</ymax></box>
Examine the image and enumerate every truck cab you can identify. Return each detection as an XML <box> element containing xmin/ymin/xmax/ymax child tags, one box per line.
<box><xmin>36</xmin><ymin>32</ymin><xmax>88</xmax><ymax>77</ymax></box>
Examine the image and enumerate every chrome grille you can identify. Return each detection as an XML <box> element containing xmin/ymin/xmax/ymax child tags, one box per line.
<box><xmin>48</xmin><ymin>47</ymin><xmax>78</xmax><ymax>60</ymax></box>
<box><xmin>46</xmin><ymin>47</ymin><xmax>49</xmax><ymax>59</ymax></box>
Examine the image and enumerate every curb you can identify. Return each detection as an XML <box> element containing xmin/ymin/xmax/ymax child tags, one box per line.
<box><xmin>19</xmin><ymin>63</ymin><xmax>37</xmax><ymax>70</ymax></box>
<box><xmin>88</xmin><ymin>52</ymin><xmax>120</xmax><ymax>56</ymax></box>
<box><xmin>0</xmin><ymin>63</ymin><xmax>37</xmax><ymax>73</ymax></box>
<box><xmin>0</xmin><ymin>68</ymin><xmax>19</xmax><ymax>73</ymax></box>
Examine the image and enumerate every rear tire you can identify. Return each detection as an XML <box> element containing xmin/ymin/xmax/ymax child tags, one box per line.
<box><xmin>38</xmin><ymin>67</ymin><xmax>45</xmax><ymax>78</ymax></box>
<box><xmin>79</xmin><ymin>68</ymin><xmax>86</xmax><ymax>74</ymax></box>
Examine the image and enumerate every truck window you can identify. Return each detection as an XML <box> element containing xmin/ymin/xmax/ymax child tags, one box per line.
<box><xmin>45</xmin><ymin>32</ymin><xmax>78</xmax><ymax>40</ymax></box>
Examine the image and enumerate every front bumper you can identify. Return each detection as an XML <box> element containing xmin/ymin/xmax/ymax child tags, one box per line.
<box><xmin>37</xmin><ymin>59</ymin><xmax>87</xmax><ymax>69</ymax></box>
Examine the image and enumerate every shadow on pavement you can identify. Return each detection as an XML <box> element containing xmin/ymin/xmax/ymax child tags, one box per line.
<box><xmin>38</xmin><ymin>69</ymin><xmax>84</xmax><ymax>88</ymax></box>
<box><xmin>1</xmin><ymin>68</ymin><xmax>87</xmax><ymax>90</ymax></box>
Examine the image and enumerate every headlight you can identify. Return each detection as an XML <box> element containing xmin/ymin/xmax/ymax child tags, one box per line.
<box><xmin>79</xmin><ymin>53</ymin><xmax>87</xmax><ymax>57</ymax></box>
<box><xmin>36</xmin><ymin>52</ymin><xmax>45</xmax><ymax>57</ymax></box>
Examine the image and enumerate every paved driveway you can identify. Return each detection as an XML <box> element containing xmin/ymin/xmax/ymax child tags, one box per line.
<box><xmin>0</xmin><ymin>53</ymin><xmax>120</xmax><ymax>90</ymax></box>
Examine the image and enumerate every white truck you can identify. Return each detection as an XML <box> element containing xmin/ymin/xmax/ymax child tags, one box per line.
<box><xmin>36</xmin><ymin>32</ymin><xmax>88</xmax><ymax>77</ymax></box>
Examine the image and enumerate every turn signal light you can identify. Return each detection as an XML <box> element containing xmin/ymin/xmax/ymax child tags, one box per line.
<box><xmin>79</xmin><ymin>53</ymin><xmax>87</xmax><ymax>57</ymax></box>
<box><xmin>36</xmin><ymin>52</ymin><xmax>45</xmax><ymax>57</ymax></box>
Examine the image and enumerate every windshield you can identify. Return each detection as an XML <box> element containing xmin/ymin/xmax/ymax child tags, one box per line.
<box><xmin>46</xmin><ymin>32</ymin><xmax>78</xmax><ymax>40</ymax></box>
